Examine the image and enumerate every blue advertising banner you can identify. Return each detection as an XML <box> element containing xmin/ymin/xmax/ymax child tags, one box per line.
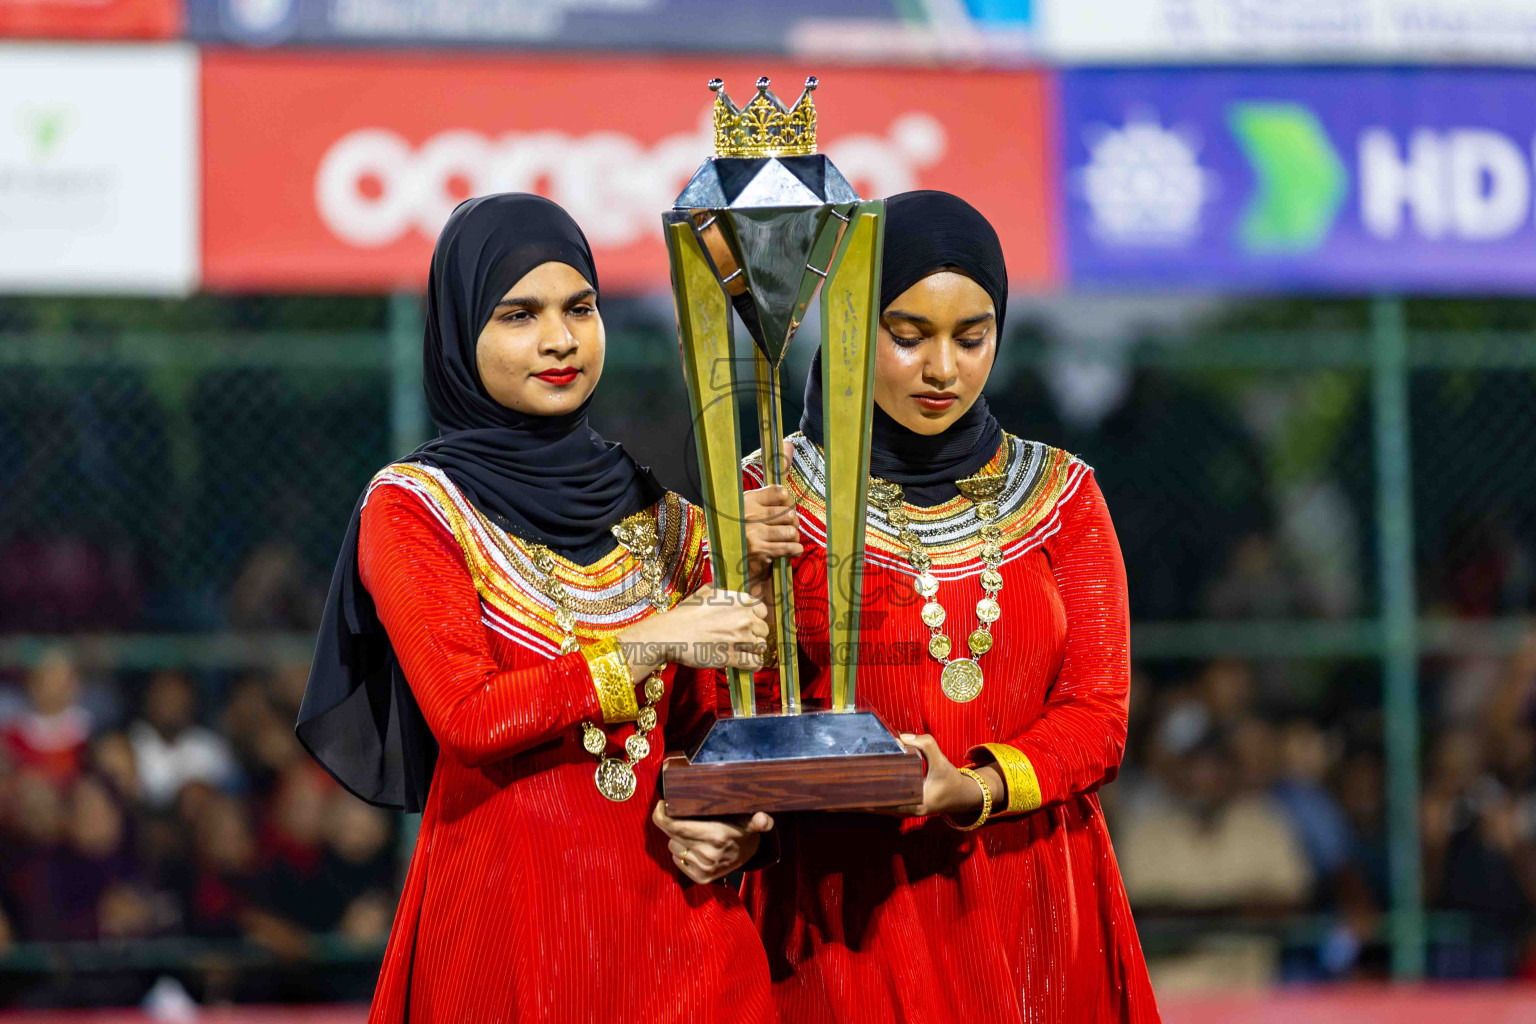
<box><xmin>1062</xmin><ymin>68</ymin><xmax>1536</xmax><ymax>292</ymax></box>
<box><xmin>187</xmin><ymin>0</ymin><xmax>907</xmax><ymax>48</ymax></box>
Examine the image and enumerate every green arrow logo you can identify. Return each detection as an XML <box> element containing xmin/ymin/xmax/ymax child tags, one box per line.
<box><xmin>1228</xmin><ymin>103</ymin><xmax>1346</xmax><ymax>254</ymax></box>
<box><xmin>16</xmin><ymin>106</ymin><xmax>71</xmax><ymax>160</ymax></box>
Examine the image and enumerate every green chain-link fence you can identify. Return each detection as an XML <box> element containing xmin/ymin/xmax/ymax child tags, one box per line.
<box><xmin>2</xmin><ymin>294</ymin><xmax>1536</xmax><ymax>988</ymax></box>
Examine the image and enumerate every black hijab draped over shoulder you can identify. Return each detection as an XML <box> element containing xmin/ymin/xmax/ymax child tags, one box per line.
<box><xmin>296</xmin><ymin>193</ymin><xmax>664</xmax><ymax>811</ymax></box>
<box><xmin>800</xmin><ymin>190</ymin><xmax>1008</xmax><ymax>506</ymax></box>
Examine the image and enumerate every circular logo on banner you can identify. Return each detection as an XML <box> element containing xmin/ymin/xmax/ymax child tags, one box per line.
<box><xmin>1080</xmin><ymin>115</ymin><xmax>1209</xmax><ymax>247</ymax></box>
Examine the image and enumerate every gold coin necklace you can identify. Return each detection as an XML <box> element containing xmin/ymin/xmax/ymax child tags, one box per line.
<box><xmin>526</xmin><ymin>511</ymin><xmax>669</xmax><ymax>802</ymax></box>
<box><xmin>869</xmin><ymin>470</ymin><xmax>1006</xmax><ymax>704</ymax></box>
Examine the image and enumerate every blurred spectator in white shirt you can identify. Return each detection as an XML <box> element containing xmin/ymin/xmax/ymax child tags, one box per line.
<box><xmin>1119</xmin><ymin>724</ymin><xmax>1313</xmax><ymax>911</ymax></box>
<box><xmin>129</xmin><ymin>671</ymin><xmax>237</xmax><ymax>809</ymax></box>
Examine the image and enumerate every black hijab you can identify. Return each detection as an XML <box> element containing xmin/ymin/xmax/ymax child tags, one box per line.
<box><xmin>296</xmin><ymin>193</ymin><xmax>664</xmax><ymax>811</ymax></box>
<box><xmin>800</xmin><ymin>190</ymin><xmax>1007</xmax><ymax>507</ymax></box>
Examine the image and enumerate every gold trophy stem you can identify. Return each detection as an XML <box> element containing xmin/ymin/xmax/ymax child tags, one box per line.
<box><xmin>753</xmin><ymin>347</ymin><xmax>802</xmax><ymax>714</ymax></box>
<box><xmin>819</xmin><ymin>203</ymin><xmax>884</xmax><ymax>712</ymax></box>
<box><xmin>663</xmin><ymin>219</ymin><xmax>755</xmax><ymax>717</ymax></box>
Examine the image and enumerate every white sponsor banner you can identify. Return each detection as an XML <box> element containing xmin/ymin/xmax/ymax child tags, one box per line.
<box><xmin>1042</xmin><ymin>0</ymin><xmax>1536</xmax><ymax>63</ymax></box>
<box><xmin>0</xmin><ymin>45</ymin><xmax>197</xmax><ymax>294</ymax></box>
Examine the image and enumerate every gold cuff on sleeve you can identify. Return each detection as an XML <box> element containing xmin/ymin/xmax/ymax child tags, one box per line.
<box><xmin>970</xmin><ymin>742</ymin><xmax>1042</xmax><ymax>815</ymax></box>
<box><xmin>583</xmin><ymin>636</ymin><xmax>639</xmax><ymax>723</ymax></box>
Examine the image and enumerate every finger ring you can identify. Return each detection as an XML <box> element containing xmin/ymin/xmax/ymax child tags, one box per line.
<box><xmin>680</xmin><ymin>847</ymin><xmax>690</xmax><ymax>868</ymax></box>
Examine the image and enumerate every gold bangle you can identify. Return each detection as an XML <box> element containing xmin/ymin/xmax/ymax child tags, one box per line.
<box><xmin>946</xmin><ymin>766</ymin><xmax>992</xmax><ymax>831</ymax></box>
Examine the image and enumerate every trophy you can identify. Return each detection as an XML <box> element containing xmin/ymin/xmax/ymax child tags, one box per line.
<box><xmin>659</xmin><ymin>76</ymin><xmax>924</xmax><ymax>816</ymax></box>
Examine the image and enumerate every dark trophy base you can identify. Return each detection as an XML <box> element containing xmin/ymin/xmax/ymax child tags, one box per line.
<box><xmin>661</xmin><ymin>709</ymin><xmax>925</xmax><ymax>817</ymax></box>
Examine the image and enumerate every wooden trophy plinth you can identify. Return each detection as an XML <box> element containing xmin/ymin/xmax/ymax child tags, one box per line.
<box><xmin>661</xmin><ymin>709</ymin><xmax>924</xmax><ymax>817</ymax></box>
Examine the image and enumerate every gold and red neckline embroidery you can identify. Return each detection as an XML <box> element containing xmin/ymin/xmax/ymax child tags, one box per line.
<box><xmin>745</xmin><ymin>432</ymin><xmax>1086</xmax><ymax>572</ymax></box>
<box><xmin>367</xmin><ymin>463</ymin><xmax>705</xmax><ymax>650</ymax></box>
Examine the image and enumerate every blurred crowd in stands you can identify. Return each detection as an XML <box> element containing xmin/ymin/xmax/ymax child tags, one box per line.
<box><xmin>0</xmin><ymin>644</ymin><xmax>397</xmax><ymax>1002</ymax></box>
<box><xmin>1108</xmin><ymin>638</ymin><xmax>1536</xmax><ymax>989</ymax></box>
<box><xmin>3</xmin><ymin>534</ymin><xmax>1535</xmax><ymax>999</ymax></box>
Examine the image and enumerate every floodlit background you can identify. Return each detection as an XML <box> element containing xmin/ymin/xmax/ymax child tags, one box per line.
<box><xmin>4</xmin><ymin>2</ymin><xmax>1536</xmax><ymax>1021</ymax></box>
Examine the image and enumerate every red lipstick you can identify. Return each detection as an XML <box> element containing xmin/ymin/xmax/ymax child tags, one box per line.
<box><xmin>534</xmin><ymin>367</ymin><xmax>580</xmax><ymax>387</ymax></box>
<box><xmin>914</xmin><ymin>391</ymin><xmax>958</xmax><ymax>412</ymax></box>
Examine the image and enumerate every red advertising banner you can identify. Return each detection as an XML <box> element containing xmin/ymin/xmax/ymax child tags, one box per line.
<box><xmin>0</xmin><ymin>0</ymin><xmax>179</xmax><ymax>38</ymax></box>
<box><xmin>201</xmin><ymin>53</ymin><xmax>1058</xmax><ymax>294</ymax></box>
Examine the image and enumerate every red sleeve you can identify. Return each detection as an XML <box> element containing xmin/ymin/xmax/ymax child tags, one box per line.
<box><xmin>359</xmin><ymin>483</ymin><xmax>606</xmax><ymax>768</ymax></box>
<box><xmin>970</xmin><ymin>471</ymin><xmax>1130</xmax><ymax>813</ymax></box>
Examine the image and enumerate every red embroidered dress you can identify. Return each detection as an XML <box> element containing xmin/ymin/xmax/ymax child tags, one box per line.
<box><xmin>358</xmin><ymin>463</ymin><xmax>773</xmax><ymax>1024</ymax></box>
<box><xmin>741</xmin><ymin>433</ymin><xmax>1158</xmax><ymax>1024</ymax></box>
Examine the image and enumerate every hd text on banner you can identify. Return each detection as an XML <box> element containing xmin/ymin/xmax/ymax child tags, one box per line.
<box><xmin>1062</xmin><ymin>67</ymin><xmax>1536</xmax><ymax>293</ymax></box>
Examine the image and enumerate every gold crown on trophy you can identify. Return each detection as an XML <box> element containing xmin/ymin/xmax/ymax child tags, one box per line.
<box><xmin>709</xmin><ymin>76</ymin><xmax>818</xmax><ymax>159</ymax></box>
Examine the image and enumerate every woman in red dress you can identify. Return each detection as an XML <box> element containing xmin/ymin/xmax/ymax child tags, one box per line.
<box><xmin>297</xmin><ymin>194</ymin><xmax>776</xmax><ymax>1023</ymax></box>
<box><xmin>659</xmin><ymin>191</ymin><xmax>1159</xmax><ymax>1023</ymax></box>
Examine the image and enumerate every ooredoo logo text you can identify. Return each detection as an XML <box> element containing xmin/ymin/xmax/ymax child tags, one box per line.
<box><xmin>314</xmin><ymin>112</ymin><xmax>947</xmax><ymax>249</ymax></box>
